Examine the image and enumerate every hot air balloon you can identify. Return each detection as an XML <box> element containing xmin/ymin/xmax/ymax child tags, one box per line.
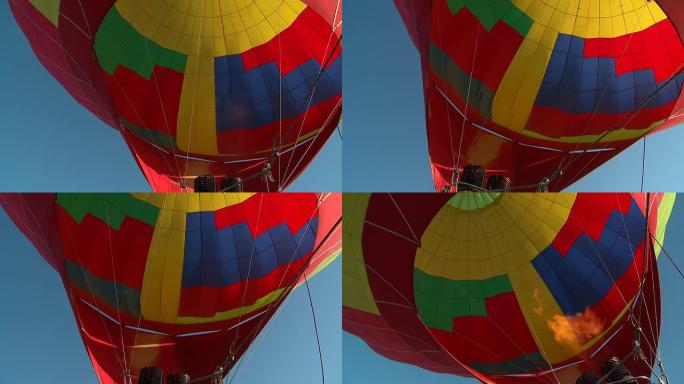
<box><xmin>1</xmin><ymin>192</ymin><xmax>341</xmax><ymax>383</ymax></box>
<box><xmin>343</xmin><ymin>192</ymin><xmax>675</xmax><ymax>383</ymax></box>
<box><xmin>394</xmin><ymin>0</ymin><xmax>684</xmax><ymax>192</ymax></box>
<box><xmin>9</xmin><ymin>0</ymin><xmax>342</xmax><ymax>192</ymax></box>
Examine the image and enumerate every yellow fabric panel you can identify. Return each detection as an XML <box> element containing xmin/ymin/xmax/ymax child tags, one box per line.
<box><xmin>505</xmin><ymin>263</ymin><xmax>570</xmax><ymax>363</ymax></box>
<box><xmin>491</xmin><ymin>27</ymin><xmax>553</xmax><ymax>133</ymax></box>
<box><xmin>28</xmin><ymin>0</ymin><xmax>60</xmax><ymax>26</ymax></box>
<box><xmin>177</xmin><ymin>288</ymin><xmax>284</xmax><ymax>324</ymax></box>
<box><xmin>511</xmin><ymin>0</ymin><xmax>667</xmax><ymax>39</ymax></box>
<box><xmin>114</xmin><ymin>0</ymin><xmax>306</xmax><ymax>56</ymax></box>
<box><xmin>177</xmin><ymin>52</ymin><xmax>219</xmax><ymax>155</ymax></box>
<box><xmin>131</xmin><ymin>192</ymin><xmax>255</xmax><ymax>212</ymax></box>
<box><xmin>342</xmin><ymin>193</ymin><xmax>380</xmax><ymax>315</ymax></box>
<box><xmin>654</xmin><ymin>193</ymin><xmax>676</xmax><ymax>258</ymax></box>
<box><xmin>128</xmin><ymin>333</ymin><xmax>165</xmax><ymax>375</ymax></box>
<box><xmin>492</xmin><ymin>0</ymin><xmax>667</xmax><ymax>134</ymax></box>
<box><xmin>140</xmin><ymin>194</ymin><xmax>186</xmax><ymax>323</ymax></box>
<box><xmin>520</xmin><ymin>121</ymin><xmax>659</xmax><ymax>143</ymax></box>
<box><xmin>416</xmin><ymin>193</ymin><xmax>576</xmax><ymax>281</ymax></box>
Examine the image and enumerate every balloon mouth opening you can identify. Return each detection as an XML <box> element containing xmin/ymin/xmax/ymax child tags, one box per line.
<box><xmin>139</xmin><ymin>367</ymin><xmax>192</xmax><ymax>384</ymax></box>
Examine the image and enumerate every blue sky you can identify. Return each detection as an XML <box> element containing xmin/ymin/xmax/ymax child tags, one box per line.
<box><xmin>0</xmin><ymin>208</ymin><xmax>341</xmax><ymax>384</ymax></box>
<box><xmin>343</xmin><ymin>1</ymin><xmax>684</xmax><ymax>193</ymax></box>
<box><xmin>0</xmin><ymin>0</ymin><xmax>341</xmax><ymax>192</ymax></box>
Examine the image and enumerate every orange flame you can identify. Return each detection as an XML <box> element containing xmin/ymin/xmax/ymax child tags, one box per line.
<box><xmin>547</xmin><ymin>309</ymin><xmax>606</xmax><ymax>350</ymax></box>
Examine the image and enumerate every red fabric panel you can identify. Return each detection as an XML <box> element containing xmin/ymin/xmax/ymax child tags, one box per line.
<box><xmin>361</xmin><ymin>194</ymin><xmax>471</xmax><ymax>375</ymax></box>
<box><xmin>9</xmin><ymin>0</ymin><xmax>118</xmax><ymax>127</ymax></box>
<box><xmin>56</xmin><ymin>205</ymin><xmax>154</xmax><ymax>291</ymax></box>
<box><xmin>658</xmin><ymin>0</ymin><xmax>684</xmax><ymax>42</ymax></box>
<box><xmin>178</xmin><ymin>255</ymin><xmax>309</xmax><ymax>317</ymax></box>
<box><xmin>429</xmin><ymin>2</ymin><xmax>524</xmax><ymax>91</ymax></box>
<box><xmin>241</xmin><ymin>8</ymin><xmax>340</xmax><ymax>74</ymax></box>
<box><xmin>103</xmin><ymin>65</ymin><xmax>184</xmax><ymax>136</ymax></box>
<box><xmin>527</xmin><ymin>101</ymin><xmax>680</xmax><ymax>138</ymax></box>
<box><xmin>654</xmin><ymin>0</ymin><xmax>684</xmax><ymax>132</ymax></box>
<box><xmin>0</xmin><ymin>193</ymin><xmax>64</xmax><ymax>271</ymax></box>
<box><xmin>213</xmin><ymin>192</ymin><xmax>318</xmax><ymax>236</ymax></box>
<box><xmin>343</xmin><ymin>306</ymin><xmax>470</xmax><ymax>375</ymax></box>
<box><xmin>57</xmin><ymin>0</ymin><xmax>115</xmax><ymax>110</ymax></box>
<box><xmin>298</xmin><ymin>193</ymin><xmax>342</xmax><ymax>283</ymax></box>
<box><xmin>432</xmin><ymin>293</ymin><xmax>540</xmax><ymax>366</ymax></box>
<box><xmin>302</xmin><ymin>0</ymin><xmax>342</xmax><ymax>38</ymax></box>
<box><xmin>584</xmin><ymin>20</ymin><xmax>684</xmax><ymax>82</ymax></box>
<box><xmin>551</xmin><ymin>194</ymin><xmax>632</xmax><ymax>256</ymax></box>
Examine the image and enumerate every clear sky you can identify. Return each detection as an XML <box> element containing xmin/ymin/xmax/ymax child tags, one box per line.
<box><xmin>0</xmin><ymin>0</ymin><xmax>341</xmax><ymax>193</ymax></box>
<box><xmin>0</xmin><ymin>207</ymin><xmax>341</xmax><ymax>384</ymax></box>
<box><xmin>343</xmin><ymin>1</ymin><xmax>684</xmax><ymax>193</ymax></box>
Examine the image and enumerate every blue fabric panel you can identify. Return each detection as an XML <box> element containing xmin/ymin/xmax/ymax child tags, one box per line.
<box><xmin>536</xmin><ymin>34</ymin><xmax>684</xmax><ymax>115</ymax></box>
<box><xmin>532</xmin><ymin>199</ymin><xmax>647</xmax><ymax>315</ymax></box>
<box><xmin>182</xmin><ymin>214</ymin><xmax>319</xmax><ymax>287</ymax></box>
<box><xmin>214</xmin><ymin>53</ymin><xmax>341</xmax><ymax>131</ymax></box>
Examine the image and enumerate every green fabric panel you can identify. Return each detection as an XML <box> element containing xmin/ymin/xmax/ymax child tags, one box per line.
<box><xmin>414</xmin><ymin>268</ymin><xmax>513</xmax><ymax>331</ymax></box>
<box><xmin>469</xmin><ymin>351</ymin><xmax>548</xmax><ymax>375</ymax></box>
<box><xmin>121</xmin><ymin>118</ymin><xmax>178</xmax><ymax>150</ymax></box>
<box><xmin>57</xmin><ymin>194</ymin><xmax>160</xmax><ymax>230</ymax></box>
<box><xmin>429</xmin><ymin>43</ymin><xmax>495</xmax><ymax>118</ymax></box>
<box><xmin>66</xmin><ymin>259</ymin><xmax>141</xmax><ymax>318</ymax></box>
<box><xmin>94</xmin><ymin>7</ymin><xmax>187</xmax><ymax>78</ymax></box>
<box><xmin>28</xmin><ymin>0</ymin><xmax>61</xmax><ymax>26</ymax></box>
<box><xmin>448</xmin><ymin>192</ymin><xmax>501</xmax><ymax>210</ymax></box>
<box><xmin>446</xmin><ymin>0</ymin><xmax>533</xmax><ymax>36</ymax></box>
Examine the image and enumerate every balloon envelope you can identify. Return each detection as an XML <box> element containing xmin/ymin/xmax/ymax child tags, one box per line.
<box><xmin>394</xmin><ymin>0</ymin><xmax>684</xmax><ymax>191</ymax></box>
<box><xmin>343</xmin><ymin>192</ymin><xmax>675</xmax><ymax>383</ymax></box>
<box><xmin>10</xmin><ymin>0</ymin><xmax>342</xmax><ymax>191</ymax></box>
<box><xmin>1</xmin><ymin>192</ymin><xmax>341</xmax><ymax>383</ymax></box>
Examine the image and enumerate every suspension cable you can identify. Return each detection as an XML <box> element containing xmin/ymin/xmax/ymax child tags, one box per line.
<box><xmin>640</xmin><ymin>137</ymin><xmax>647</xmax><ymax>192</ymax></box>
<box><xmin>305</xmin><ymin>275</ymin><xmax>325</xmax><ymax>384</ymax></box>
<box><xmin>650</xmin><ymin>233</ymin><xmax>684</xmax><ymax>280</ymax></box>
